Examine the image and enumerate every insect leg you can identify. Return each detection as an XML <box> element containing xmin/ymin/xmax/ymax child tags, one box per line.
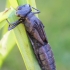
<box><xmin>6</xmin><ymin>18</ymin><xmax>23</xmax><ymax>30</ymax></box>
<box><xmin>32</xmin><ymin>7</ymin><xmax>40</xmax><ymax>14</ymax></box>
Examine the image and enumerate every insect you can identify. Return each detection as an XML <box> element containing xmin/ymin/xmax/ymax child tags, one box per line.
<box><xmin>7</xmin><ymin>4</ymin><xmax>56</xmax><ymax>70</ymax></box>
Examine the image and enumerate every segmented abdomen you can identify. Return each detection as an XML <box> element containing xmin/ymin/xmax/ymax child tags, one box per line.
<box><xmin>28</xmin><ymin>34</ymin><xmax>56</xmax><ymax>70</ymax></box>
<box><xmin>38</xmin><ymin>43</ymin><xmax>56</xmax><ymax>70</ymax></box>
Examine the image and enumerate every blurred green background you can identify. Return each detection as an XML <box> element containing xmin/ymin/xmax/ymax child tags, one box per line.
<box><xmin>0</xmin><ymin>0</ymin><xmax>70</xmax><ymax>70</ymax></box>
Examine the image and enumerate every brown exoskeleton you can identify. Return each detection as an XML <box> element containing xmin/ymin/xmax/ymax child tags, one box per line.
<box><xmin>7</xmin><ymin>4</ymin><xmax>56</xmax><ymax>70</ymax></box>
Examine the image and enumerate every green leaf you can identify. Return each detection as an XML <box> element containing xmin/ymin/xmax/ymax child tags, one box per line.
<box><xmin>0</xmin><ymin>31</ymin><xmax>15</xmax><ymax>67</ymax></box>
<box><xmin>0</xmin><ymin>7</ymin><xmax>17</xmax><ymax>68</ymax></box>
<box><xmin>6</xmin><ymin>0</ymin><xmax>10</xmax><ymax>8</ymax></box>
<box><xmin>1</xmin><ymin>0</ymin><xmax>11</xmax><ymax>35</ymax></box>
<box><xmin>0</xmin><ymin>8</ymin><xmax>13</xmax><ymax>30</ymax></box>
<box><xmin>0</xmin><ymin>0</ymin><xmax>41</xmax><ymax>69</ymax></box>
<box><xmin>0</xmin><ymin>20</ymin><xmax>7</xmax><ymax>30</ymax></box>
<box><xmin>17</xmin><ymin>0</ymin><xmax>27</xmax><ymax>5</ymax></box>
<box><xmin>1</xmin><ymin>23</ymin><xmax>8</xmax><ymax>36</ymax></box>
<box><xmin>9</xmin><ymin>0</ymin><xmax>18</xmax><ymax>8</ymax></box>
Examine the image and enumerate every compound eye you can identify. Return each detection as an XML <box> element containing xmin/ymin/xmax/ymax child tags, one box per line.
<box><xmin>17</xmin><ymin>6</ymin><xmax>22</xmax><ymax>10</ymax></box>
<box><xmin>26</xmin><ymin>4</ymin><xmax>30</xmax><ymax>7</ymax></box>
<box><xmin>23</xmin><ymin>4</ymin><xmax>30</xmax><ymax>7</ymax></box>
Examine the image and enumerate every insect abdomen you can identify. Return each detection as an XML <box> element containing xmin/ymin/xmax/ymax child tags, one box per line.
<box><xmin>38</xmin><ymin>43</ymin><xmax>56</xmax><ymax>70</ymax></box>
